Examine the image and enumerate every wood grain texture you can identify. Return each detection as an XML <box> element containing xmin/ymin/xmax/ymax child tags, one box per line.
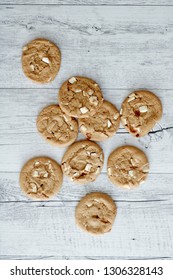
<box><xmin>0</xmin><ymin>89</ymin><xmax>172</xmax><ymax>173</ymax></box>
<box><xmin>1</xmin><ymin>172</ymin><xmax>173</xmax><ymax>202</ymax></box>
<box><xmin>0</xmin><ymin>200</ymin><xmax>173</xmax><ymax>259</ymax></box>
<box><xmin>1</xmin><ymin>1</ymin><xmax>173</xmax><ymax>6</ymax></box>
<box><xmin>1</xmin><ymin>6</ymin><xmax>173</xmax><ymax>89</ymax></box>
<box><xmin>0</xmin><ymin>3</ymin><xmax>173</xmax><ymax>260</ymax></box>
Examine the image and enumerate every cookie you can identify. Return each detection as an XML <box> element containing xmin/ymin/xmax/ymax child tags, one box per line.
<box><xmin>75</xmin><ymin>192</ymin><xmax>117</xmax><ymax>235</ymax></box>
<box><xmin>22</xmin><ymin>38</ymin><xmax>61</xmax><ymax>83</ymax></box>
<box><xmin>36</xmin><ymin>104</ymin><xmax>78</xmax><ymax>147</ymax></box>
<box><xmin>79</xmin><ymin>100</ymin><xmax>120</xmax><ymax>141</ymax></box>
<box><xmin>120</xmin><ymin>90</ymin><xmax>162</xmax><ymax>137</ymax></box>
<box><xmin>20</xmin><ymin>157</ymin><xmax>63</xmax><ymax>200</ymax></box>
<box><xmin>61</xmin><ymin>140</ymin><xmax>104</xmax><ymax>184</ymax></box>
<box><xmin>58</xmin><ymin>76</ymin><xmax>104</xmax><ymax>118</ymax></box>
<box><xmin>107</xmin><ymin>145</ymin><xmax>149</xmax><ymax>189</ymax></box>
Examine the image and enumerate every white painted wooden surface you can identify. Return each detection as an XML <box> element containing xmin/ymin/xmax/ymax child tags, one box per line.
<box><xmin>0</xmin><ymin>2</ymin><xmax>173</xmax><ymax>260</ymax></box>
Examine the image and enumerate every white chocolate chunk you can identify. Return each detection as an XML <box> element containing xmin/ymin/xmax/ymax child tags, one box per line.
<box><xmin>85</xmin><ymin>163</ymin><xmax>92</xmax><ymax>171</ymax></box>
<box><xmin>43</xmin><ymin>172</ymin><xmax>48</xmax><ymax>178</ymax></box>
<box><xmin>128</xmin><ymin>93</ymin><xmax>136</xmax><ymax>102</ymax></box>
<box><xmin>34</xmin><ymin>161</ymin><xmax>40</xmax><ymax>166</ymax></box>
<box><xmin>100</xmin><ymin>153</ymin><xmax>103</xmax><ymax>161</ymax></box>
<box><xmin>130</xmin><ymin>158</ymin><xmax>136</xmax><ymax>166</ymax></box>
<box><xmin>114</xmin><ymin>113</ymin><xmax>119</xmax><ymax>120</ymax></box>
<box><xmin>94</xmin><ymin>83</ymin><xmax>98</xmax><ymax>87</ymax></box>
<box><xmin>63</xmin><ymin>115</ymin><xmax>69</xmax><ymax>122</ymax></box>
<box><xmin>120</xmin><ymin>108</ymin><xmax>123</xmax><ymax>115</ymax></box>
<box><xmin>108</xmin><ymin>168</ymin><xmax>112</xmax><ymax>175</ymax></box>
<box><xmin>140</xmin><ymin>180</ymin><xmax>145</xmax><ymax>185</ymax></box>
<box><xmin>30</xmin><ymin>183</ymin><xmax>37</xmax><ymax>193</ymax></box>
<box><xmin>86</xmin><ymin>202</ymin><xmax>93</xmax><ymax>207</ymax></box>
<box><xmin>89</xmin><ymin>95</ymin><xmax>98</xmax><ymax>105</ymax></box>
<box><xmin>91</xmin><ymin>152</ymin><xmax>97</xmax><ymax>157</ymax></box>
<box><xmin>69</xmin><ymin>77</ymin><xmax>76</xmax><ymax>84</ymax></box>
<box><xmin>139</xmin><ymin>105</ymin><xmax>148</xmax><ymax>113</ymax></box>
<box><xmin>74</xmin><ymin>88</ymin><xmax>82</xmax><ymax>93</ymax></box>
<box><xmin>87</xmin><ymin>89</ymin><xmax>94</xmax><ymax>95</ymax></box>
<box><xmin>107</xmin><ymin>119</ymin><xmax>112</xmax><ymax>128</ymax></box>
<box><xmin>22</xmin><ymin>46</ymin><xmax>28</xmax><ymax>52</ymax></box>
<box><xmin>142</xmin><ymin>164</ymin><xmax>149</xmax><ymax>173</ymax></box>
<box><xmin>80</xmin><ymin>125</ymin><xmax>87</xmax><ymax>131</ymax></box>
<box><xmin>30</xmin><ymin>64</ymin><xmax>35</xmax><ymax>71</ymax></box>
<box><xmin>128</xmin><ymin>170</ymin><xmax>134</xmax><ymax>177</ymax></box>
<box><xmin>32</xmin><ymin>170</ymin><xmax>39</xmax><ymax>177</ymax></box>
<box><xmin>42</xmin><ymin>57</ymin><xmax>50</xmax><ymax>64</ymax></box>
<box><xmin>95</xmin><ymin>167</ymin><xmax>100</xmax><ymax>174</ymax></box>
<box><xmin>80</xmin><ymin>107</ymin><xmax>89</xmax><ymax>114</ymax></box>
<box><xmin>121</xmin><ymin>117</ymin><xmax>127</xmax><ymax>126</ymax></box>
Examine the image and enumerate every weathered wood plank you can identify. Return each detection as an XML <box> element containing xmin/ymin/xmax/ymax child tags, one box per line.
<box><xmin>0</xmin><ymin>200</ymin><xmax>172</xmax><ymax>258</ymax></box>
<box><xmin>1</xmin><ymin>1</ymin><xmax>173</xmax><ymax>6</ymax></box>
<box><xmin>0</xmin><ymin>6</ymin><xmax>173</xmax><ymax>88</ymax></box>
<box><xmin>0</xmin><ymin>88</ymin><xmax>172</xmax><ymax>173</ymax></box>
<box><xmin>0</xmin><ymin>172</ymin><xmax>173</xmax><ymax>202</ymax></box>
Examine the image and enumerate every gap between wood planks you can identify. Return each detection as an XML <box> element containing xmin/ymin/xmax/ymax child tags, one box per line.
<box><xmin>0</xmin><ymin>255</ymin><xmax>172</xmax><ymax>260</ymax></box>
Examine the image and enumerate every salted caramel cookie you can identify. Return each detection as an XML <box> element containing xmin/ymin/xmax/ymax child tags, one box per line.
<box><xmin>61</xmin><ymin>140</ymin><xmax>104</xmax><ymax>184</ymax></box>
<box><xmin>107</xmin><ymin>145</ymin><xmax>149</xmax><ymax>189</ymax></box>
<box><xmin>79</xmin><ymin>100</ymin><xmax>120</xmax><ymax>141</ymax></box>
<box><xmin>36</xmin><ymin>104</ymin><xmax>78</xmax><ymax>147</ymax></box>
<box><xmin>58</xmin><ymin>76</ymin><xmax>104</xmax><ymax>118</ymax></box>
<box><xmin>20</xmin><ymin>157</ymin><xmax>63</xmax><ymax>200</ymax></box>
<box><xmin>22</xmin><ymin>38</ymin><xmax>61</xmax><ymax>83</ymax></box>
<box><xmin>120</xmin><ymin>90</ymin><xmax>162</xmax><ymax>137</ymax></box>
<box><xmin>75</xmin><ymin>192</ymin><xmax>117</xmax><ymax>235</ymax></box>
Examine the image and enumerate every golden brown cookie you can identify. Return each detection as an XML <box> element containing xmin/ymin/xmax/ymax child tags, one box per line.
<box><xmin>61</xmin><ymin>140</ymin><xmax>104</xmax><ymax>184</ymax></box>
<box><xmin>58</xmin><ymin>76</ymin><xmax>104</xmax><ymax>118</ymax></box>
<box><xmin>75</xmin><ymin>192</ymin><xmax>117</xmax><ymax>235</ymax></box>
<box><xmin>120</xmin><ymin>90</ymin><xmax>162</xmax><ymax>137</ymax></box>
<box><xmin>20</xmin><ymin>157</ymin><xmax>63</xmax><ymax>200</ymax></box>
<box><xmin>22</xmin><ymin>38</ymin><xmax>61</xmax><ymax>83</ymax></box>
<box><xmin>36</xmin><ymin>104</ymin><xmax>78</xmax><ymax>147</ymax></box>
<box><xmin>107</xmin><ymin>145</ymin><xmax>149</xmax><ymax>189</ymax></box>
<box><xmin>79</xmin><ymin>100</ymin><xmax>120</xmax><ymax>141</ymax></box>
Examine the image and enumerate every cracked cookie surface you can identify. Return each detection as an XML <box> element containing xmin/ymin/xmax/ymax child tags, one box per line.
<box><xmin>75</xmin><ymin>192</ymin><xmax>117</xmax><ymax>235</ymax></box>
<box><xmin>20</xmin><ymin>157</ymin><xmax>63</xmax><ymax>200</ymax></box>
<box><xmin>61</xmin><ymin>140</ymin><xmax>104</xmax><ymax>184</ymax></box>
<box><xmin>22</xmin><ymin>38</ymin><xmax>61</xmax><ymax>83</ymax></box>
<box><xmin>121</xmin><ymin>90</ymin><xmax>162</xmax><ymax>137</ymax></box>
<box><xmin>36</xmin><ymin>104</ymin><xmax>78</xmax><ymax>147</ymax></box>
<box><xmin>58</xmin><ymin>76</ymin><xmax>103</xmax><ymax>118</ymax></box>
<box><xmin>107</xmin><ymin>146</ymin><xmax>149</xmax><ymax>189</ymax></box>
<box><xmin>79</xmin><ymin>100</ymin><xmax>120</xmax><ymax>141</ymax></box>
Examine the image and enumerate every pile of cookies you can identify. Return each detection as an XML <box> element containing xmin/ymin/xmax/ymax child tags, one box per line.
<box><xmin>20</xmin><ymin>38</ymin><xmax>162</xmax><ymax>235</ymax></box>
